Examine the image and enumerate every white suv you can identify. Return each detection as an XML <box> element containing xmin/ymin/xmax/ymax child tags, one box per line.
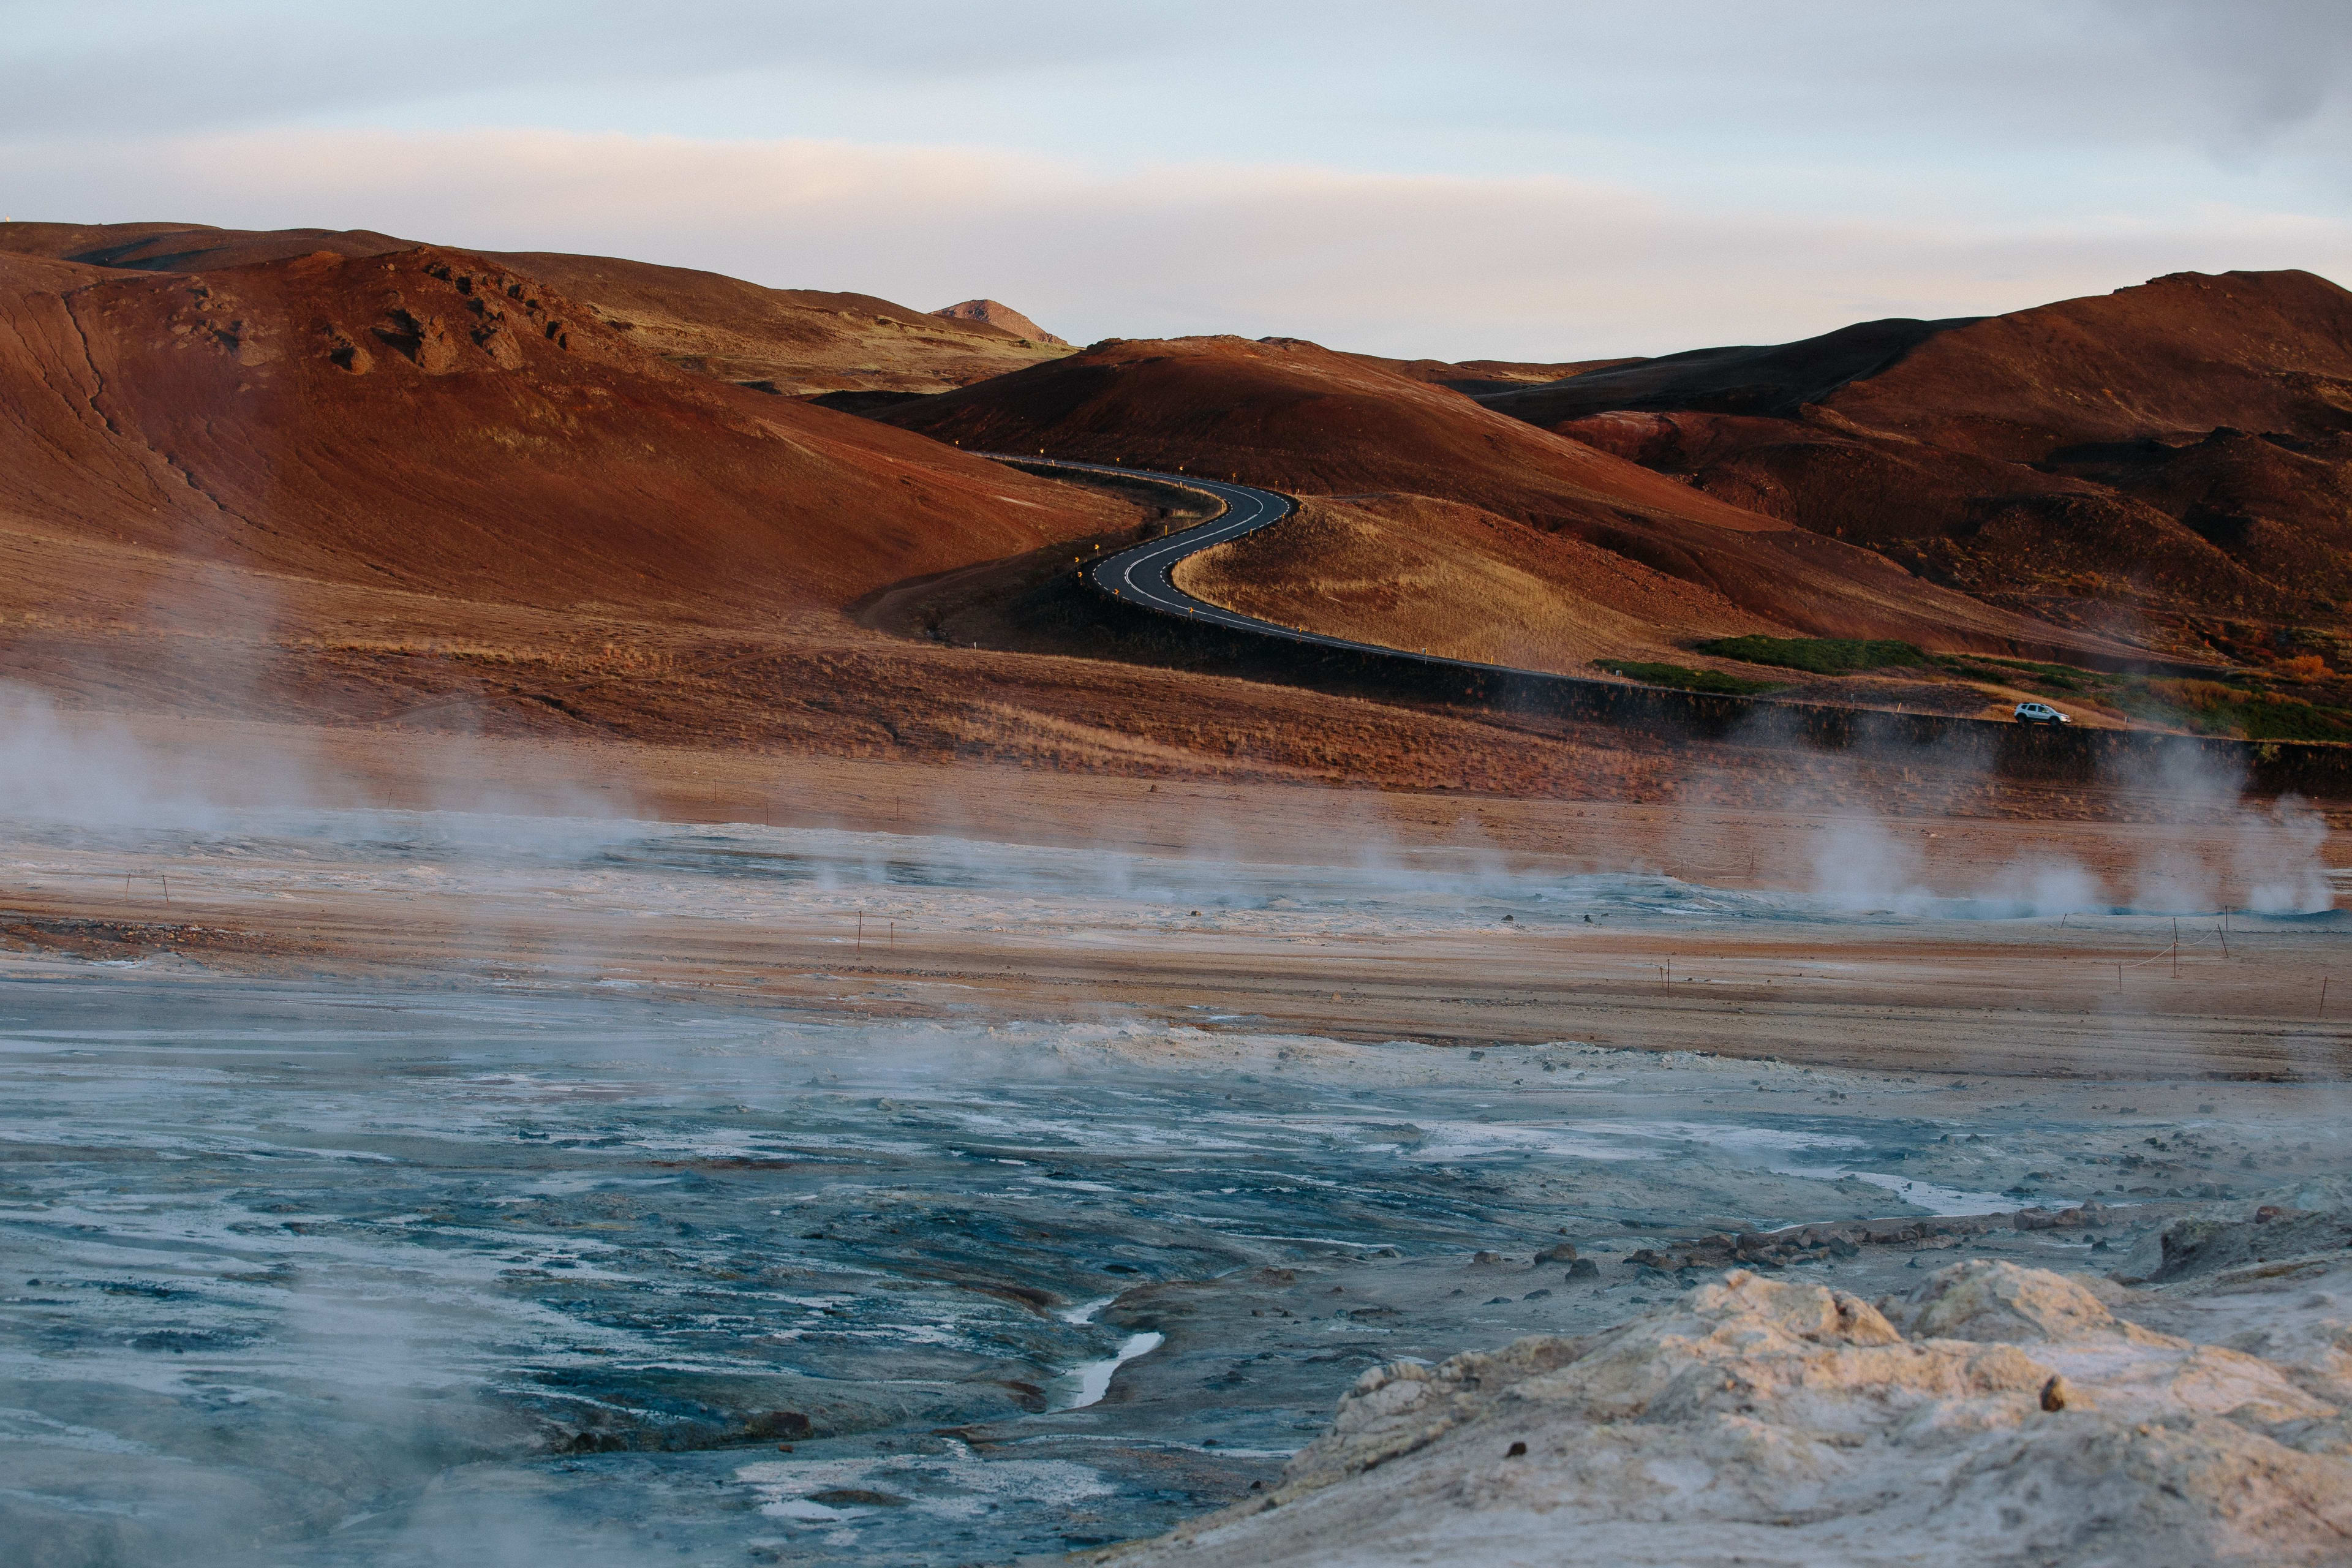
<box><xmin>2013</xmin><ymin>701</ymin><xmax>2070</xmax><ymax>725</ymax></box>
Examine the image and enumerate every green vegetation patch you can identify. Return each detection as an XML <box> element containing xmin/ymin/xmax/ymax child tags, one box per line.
<box><xmin>1695</xmin><ymin>636</ymin><xmax>1931</xmax><ymax>675</ymax></box>
<box><xmin>1592</xmin><ymin>659</ymin><xmax>1780</xmax><ymax>696</ymax></box>
<box><xmin>2122</xmin><ymin>679</ymin><xmax>2352</xmax><ymax>742</ymax></box>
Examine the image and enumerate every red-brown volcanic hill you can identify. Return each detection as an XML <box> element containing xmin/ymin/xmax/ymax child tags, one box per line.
<box><xmin>1822</xmin><ymin>270</ymin><xmax>2352</xmax><ymax>462</ymax></box>
<box><xmin>0</xmin><ymin>222</ymin><xmax>1070</xmax><ymax>396</ymax></box>
<box><xmin>0</xmin><ymin>245</ymin><xmax>1122</xmax><ymax>619</ymax></box>
<box><xmin>1485</xmin><ymin>271</ymin><xmax>2352</xmax><ymax>652</ymax></box>
<box><xmin>875</xmin><ymin>333</ymin><xmax>2117</xmax><ymax>655</ymax></box>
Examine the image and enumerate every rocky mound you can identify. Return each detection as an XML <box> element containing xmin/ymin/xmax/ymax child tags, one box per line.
<box><xmin>0</xmin><ymin>244</ymin><xmax>1121</xmax><ymax>620</ymax></box>
<box><xmin>1101</xmin><ymin>1256</ymin><xmax>2352</xmax><ymax>1567</ymax></box>
<box><xmin>1481</xmin><ymin>271</ymin><xmax>2352</xmax><ymax>658</ymax></box>
<box><xmin>931</xmin><ymin>297</ymin><xmax>1068</xmax><ymax>345</ymax></box>
<box><xmin>878</xmin><ymin>333</ymin><xmax>2111</xmax><ymax>654</ymax></box>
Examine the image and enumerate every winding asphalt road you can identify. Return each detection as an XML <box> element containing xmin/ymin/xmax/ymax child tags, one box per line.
<box><xmin>991</xmin><ymin>455</ymin><xmax>1471</xmax><ymax>664</ymax></box>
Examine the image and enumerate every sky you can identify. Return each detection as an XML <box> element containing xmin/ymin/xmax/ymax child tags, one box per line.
<box><xmin>5</xmin><ymin>0</ymin><xmax>2351</xmax><ymax>359</ymax></box>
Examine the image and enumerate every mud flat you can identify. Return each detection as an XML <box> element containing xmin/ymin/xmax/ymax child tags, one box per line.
<box><xmin>2</xmin><ymin>803</ymin><xmax>2348</xmax><ymax>1564</ymax></box>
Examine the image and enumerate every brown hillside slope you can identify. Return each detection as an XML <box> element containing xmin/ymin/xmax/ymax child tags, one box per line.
<box><xmin>876</xmin><ymin>333</ymin><xmax>2127</xmax><ymax>656</ymax></box>
<box><xmin>1171</xmin><ymin>492</ymin><xmax>1785</xmax><ymax>674</ymax></box>
<box><xmin>0</xmin><ymin>221</ymin><xmax>1067</xmax><ymax>396</ymax></box>
<box><xmin>1489</xmin><ymin>271</ymin><xmax>2352</xmax><ymax>654</ymax></box>
<box><xmin>0</xmin><ymin>245</ymin><xmax>1121</xmax><ymax>619</ymax></box>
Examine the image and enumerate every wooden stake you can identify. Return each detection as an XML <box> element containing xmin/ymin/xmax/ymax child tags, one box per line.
<box><xmin>856</xmin><ymin>911</ymin><xmax>862</xmax><ymax>954</ymax></box>
<box><xmin>2323</xmin><ymin>978</ymin><xmax>2329</xmax><ymax>1020</ymax></box>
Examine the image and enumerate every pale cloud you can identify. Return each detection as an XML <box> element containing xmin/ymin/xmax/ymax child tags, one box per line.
<box><xmin>8</xmin><ymin>127</ymin><xmax>2351</xmax><ymax>360</ymax></box>
<box><xmin>6</xmin><ymin>3</ymin><xmax>2351</xmax><ymax>357</ymax></box>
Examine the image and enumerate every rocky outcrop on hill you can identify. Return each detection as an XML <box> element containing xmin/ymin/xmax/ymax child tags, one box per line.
<box><xmin>1095</xmin><ymin>1229</ymin><xmax>2352</xmax><ymax>1567</ymax></box>
<box><xmin>932</xmin><ymin>298</ymin><xmax>1069</xmax><ymax>346</ymax></box>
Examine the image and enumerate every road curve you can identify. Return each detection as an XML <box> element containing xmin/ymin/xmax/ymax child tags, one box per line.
<box><xmin>968</xmin><ymin>458</ymin><xmax>2352</xmax><ymax>797</ymax></box>
<box><xmin>988</xmin><ymin>455</ymin><xmax>1479</xmax><ymax>666</ymax></box>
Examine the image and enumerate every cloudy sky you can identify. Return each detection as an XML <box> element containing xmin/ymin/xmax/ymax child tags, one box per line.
<box><xmin>6</xmin><ymin>1</ymin><xmax>2350</xmax><ymax>358</ymax></box>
